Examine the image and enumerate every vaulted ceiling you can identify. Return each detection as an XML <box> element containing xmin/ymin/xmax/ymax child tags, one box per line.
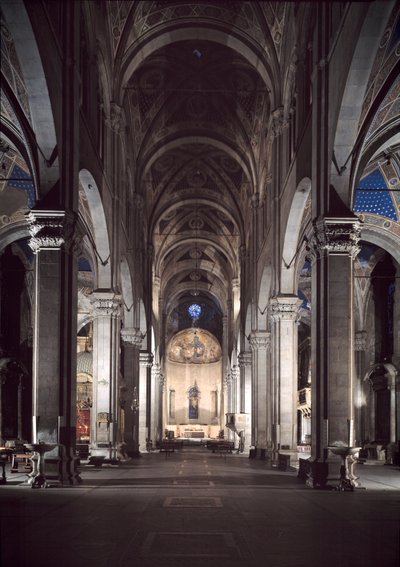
<box><xmin>116</xmin><ymin>2</ymin><xmax>283</xmax><ymax>334</ymax></box>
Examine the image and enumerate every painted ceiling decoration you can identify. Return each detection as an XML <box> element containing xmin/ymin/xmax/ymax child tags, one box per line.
<box><xmin>353</xmin><ymin>166</ymin><xmax>399</xmax><ymax>222</ymax></box>
<box><xmin>167</xmin><ymin>328</ymin><xmax>221</xmax><ymax>364</ymax></box>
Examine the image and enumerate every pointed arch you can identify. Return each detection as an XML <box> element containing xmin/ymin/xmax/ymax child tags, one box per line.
<box><xmin>79</xmin><ymin>170</ymin><xmax>111</xmax><ymax>289</ymax></box>
<box><xmin>281</xmin><ymin>178</ymin><xmax>312</xmax><ymax>294</ymax></box>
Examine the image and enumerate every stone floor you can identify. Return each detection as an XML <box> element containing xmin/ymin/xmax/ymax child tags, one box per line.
<box><xmin>1</xmin><ymin>448</ymin><xmax>399</xmax><ymax>567</ymax></box>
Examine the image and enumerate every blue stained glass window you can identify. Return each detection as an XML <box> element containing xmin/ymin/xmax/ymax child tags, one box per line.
<box><xmin>353</xmin><ymin>169</ymin><xmax>398</xmax><ymax>221</ymax></box>
<box><xmin>188</xmin><ymin>303</ymin><xmax>202</xmax><ymax>319</ymax></box>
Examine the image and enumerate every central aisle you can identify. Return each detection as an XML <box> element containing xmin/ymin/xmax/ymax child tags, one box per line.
<box><xmin>1</xmin><ymin>449</ymin><xmax>399</xmax><ymax>567</ymax></box>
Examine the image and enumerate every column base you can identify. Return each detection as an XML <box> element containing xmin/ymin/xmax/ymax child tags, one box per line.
<box><xmin>90</xmin><ymin>443</ymin><xmax>116</xmax><ymax>459</ymax></box>
<box><xmin>254</xmin><ymin>447</ymin><xmax>273</xmax><ymax>460</ymax></box>
<box><xmin>23</xmin><ymin>445</ymin><xmax>81</xmax><ymax>487</ymax></box>
<box><xmin>305</xmin><ymin>459</ymin><xmax>329</xmax><ymax>488</ymax></box>
<box><xmin>277</xmin><ymin>450</ymin><xmax>298</xmax><ymax>471</ymax></box>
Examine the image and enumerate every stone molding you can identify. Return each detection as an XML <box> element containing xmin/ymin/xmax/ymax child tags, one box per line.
<box><xmin>306</xmin><ymin>217</ymin><xmax>362</xmax><ymax>263</ymax></box>
<box><xmin>355</xmin><ymin>330</ymin><xmax>367</xmax><ymax>352</ymax></box>
<box><xmin>269</xmin><ymin>296</ymin><xmax>302</xmax><ymax>322</ymax></box>
<box><xmin>249</xmin><ymin>331</ymin><xmax>271</xmax><ymax>351</ymax></box>
<box><xmin>238</xmin><ymin>351</ymin><xmax>252</xmax><ymax>367</ymax></box>
<box><xmin>91</xmin><ymin>292</ymin><xmax>122</xmax><ymax>318</ymax></box>
<box><xmin>139</xmin><ymin>352</ymin><xmax>153</xmax><ymax>367</ymax></box>
<box><xmin>121</xmin><ymin>327</ymin><xmax>144</xmax><ymax>349</ymax></box>
<box><xmin>26</xmin><ymin>210</ymin><xmax>81</xmax><ymax>254</ymax></box>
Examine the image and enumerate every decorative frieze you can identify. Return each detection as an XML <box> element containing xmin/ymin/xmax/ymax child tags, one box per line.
<box><xmin>249</xmin><ymin>331</ymin><xmax>271</xmax><ymax>351</ymax></box>
<box><xmin>120</xmin><ymin>327</ymin><xmax>144</xmax><ymax>349</ymax></box>
<box><xmin>306</xmin><ymin>217</ymin><xmax>362</xmax><ymax>263</ymax></box>
<box><xmin>269</xmin><ymin>296</ymin><xmax>302</xmax><ymax>322</ymax></box>
<box><xmin>91</xmin><ymin>292</ymin><xmax>122</xmax><ymax>318</ymax></box>
<box><xmin>26</xmin><ymin>210</ymin><xmax>80</xmax><ymax>254</ymax></box>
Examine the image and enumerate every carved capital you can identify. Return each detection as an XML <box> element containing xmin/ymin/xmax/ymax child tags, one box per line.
<box><xmin>269</xmin><ymin>295</ymin><xmax>302</xmax><ymax>322</ymax></box>
<box><xmin>306</xmin><ymin>217</ymin><xmax>362</xmax><ymax>263</ymax></box>
<box><xmin>139</xmin><ymin>352</ymin><xmax>153</xmax><ymax>368</ymax></box>
<box><xmin>270</xmin><ymin>106</ymin><xmax>288</xmax><ymax>138</ymax></box>
<box><xmin>107</xmin><ymin>101</ymin><xmax>125</xmax><ymax>133</ymax></box>
<box><xmin>121</xmin><ymin>327</ymin><xmax>144</xmax><ymax>349</ymax></box>
<box><xmin>26</xmin><ymin>210</ymin><xmax>80</xmax><ymax>254</ymax></box>
<box><xmin>238</xmin><ymin>351</ymin><xmax>252</xmax><ymax>367</ymax></box>
<box><xmin>91</xmin><ymin>292</ymin><xmax>122</xmax><ymax>318</ymax></box>
<box><xmin>133</xmin><ymin>193</ymin><xmax>144</xmax><ymax>210</ymax></box>
<box><xmin>230</xmin><ymin>365</ymin><xmax>239</xmax><ymax>381</ymax></box>
<box><xmin>355</xmin><ymin>330</ymin><xmax>367</xmax><ymax>352</ymax></box>
<box><xmin>249</xmin><ymin>331</ymin><xmax>271</xmax><ymax>351</ymax></box>
<box><xmin>251</xmin><ymin>193</ymin><xmax>259</xmax><ymax>209</ymax></box>
<box><xmin>152</xmin><ymin>362</ymin><xmax>165</xmax><ymax>390</ymax></box>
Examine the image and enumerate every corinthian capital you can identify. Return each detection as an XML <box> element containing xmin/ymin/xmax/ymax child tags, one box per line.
<box><xmin>91</xmin><ymin>291</ymin><xmax>122</xmax><ymax>318</ymax></box>
<box><xmin>139</xmin><ymin>352</ymin><xmax>153</xmax><ymax>368</ymax></box>
<box><xmin>121</xmin><ymin>327</ymin><xmax>144</xmax><ymax>349</ymax></box>
<box><xmin>249</xmin><ymin>331</ymin><xmax>271</xmax><ymax>351</ymax></box>
<box><xmin>238</xmin><ymin>351</ymin><xmax>252</xmax><ymax>367</ymax></box>
<box><xmin>26</xmin><ymin>210</ymin><xmax>79</xmax><ymax>254</ymax></box>
<box><xmin>270</xmin><ymin>295</ymin><xmax>302</xmax><ymax>322</ymax></box>
<box><xmin>306</xmin><ymin>216</ymin><xmax>362</xmax><ymax>263</ymax></box>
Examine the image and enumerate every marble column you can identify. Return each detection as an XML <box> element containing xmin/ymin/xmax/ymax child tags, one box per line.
<box><xmin>120</xmin><ymin>327</ymin><xmax>143</xmax><ymax>457</ymax></box>
<box><xmin>90</xmin><ymin>291</ymin><xmax>122</xmax><ymax>458</ymax></box>
<box><xmin>270</xmin><ymin>295</ymin><xmax>302</xmax><ymax>465</ymax></box>
<box><xmin>238</xmin><ymin>351</ymin><xmax>252</xmax><ymax>450</ymax></box>
<box><xmin>139</xmin><ymin>352</ymin><xmax>153</xmax><ymax>452</ymax></box>
<box><xmin>307</xmin><ymin>217</ymin><xmax>362</xmax><ymax>486</ymax></box>
<box><xmin>27</xmin><ymin>210</ymin><xmax>80</xmax><ymax>484</ymax></box>
<box><xmin>249</xmin><ymin>331</ymin><xmax>272</xmax><ymax>458</ymax></box>
<box><xmin>150</xmin><ymin>361</ymin><xmax>163</xmax><ymax>445</ymax></box>
<box><xmin>355</xmin><ymin>330</ymin><xmax>367</xmax><ymax>444</ymax></box>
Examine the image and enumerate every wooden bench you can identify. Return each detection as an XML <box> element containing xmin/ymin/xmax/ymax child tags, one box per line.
<box><xmin>159</xmin><ymin>440</ymin><xmax>183</xmax><ymax>457</ymax></box>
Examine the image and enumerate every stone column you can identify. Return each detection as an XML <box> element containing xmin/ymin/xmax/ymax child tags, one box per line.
<box><xmin>238</xmin><ymin>351</ymin><xmax>252</xmax><ymax>450</ymax></box>
<box><xmin>27</xmin><ymin>210</ymin><xmax>80</xmax><ymax>484</ymax></box>
<box><xmin>270</xmin><ymin>295</ymin><xmax>302</xmax><ymax>465</ymax></box>
<box><xmin>221</xmin><ymin>314</ymin><xmax>229</xmax><ymax>433</ymax></box>
<box><xmin>150</xmin><ymin>361</ymin><xmax>163</xmax><ymax>445</ymax></box>
<box><xmin>223</xmin><ymin>369</ymin><xmax>233</xmax><ymax>441</ymax></box>
<box><xmin>307</xmin><ymin>217</ymin><xmax>362</xmax><ymax>486</ymax></box>
<box><xmin>139</xmin><ymin>352</ymin><xmax>153</xmax><ymax>452</ymax></box>
<box><xmin>90</xmin><ymin>291</ymin><xmax>122</xmax><ymax>458</ymax></box>
<box><xmin>355</xmin><ymin>330</ymin><xmax>367</xmax><ymax>444</ymax></box>
<box><xmin>249</xmin><ymin>331</ymin><xmax>271</xmax><ymax>458</ymax></box>
<box><xmin>120</xmin><ymin>328</ymin><xmax>143</xmax><ymax>457</ymax></box>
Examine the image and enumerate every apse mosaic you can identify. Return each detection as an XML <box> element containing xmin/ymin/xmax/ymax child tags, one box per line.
<box><xmin>168</xmin><ymin>328</ymin><xmax>221</xmax><ymax>364</ymax></box>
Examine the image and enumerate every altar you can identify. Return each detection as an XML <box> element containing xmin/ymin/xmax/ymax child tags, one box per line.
<box><xmin>184</xmin><ymin>430</ymin><xmax>204</xmax><ymax>438</ymax></box>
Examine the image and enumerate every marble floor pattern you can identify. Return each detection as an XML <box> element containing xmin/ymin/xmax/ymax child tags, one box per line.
<box><xmin>0</xmin><ymin>448</ymin><xmax>399</xmax><ymax>567</ymax></box>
